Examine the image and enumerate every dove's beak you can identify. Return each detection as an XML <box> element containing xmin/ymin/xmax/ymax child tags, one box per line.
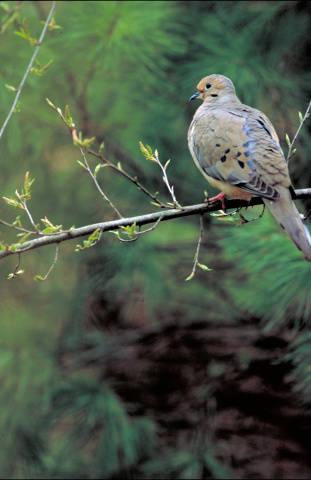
<box><xmin>189</xmin><ymin>92</ymin><xmax>200</xmax><ymax>102</ymax></box>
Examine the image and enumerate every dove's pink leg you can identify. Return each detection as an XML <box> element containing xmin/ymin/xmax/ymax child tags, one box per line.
<box><xmin>207</xmin><ymin>192</ymin><xmax>226</xmax><ymax>210</ymax></box>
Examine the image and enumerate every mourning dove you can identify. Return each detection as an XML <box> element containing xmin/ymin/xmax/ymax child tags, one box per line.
<box><xmin>188</xmin><ymin>74</ymin><xmax>311</xmax><ymax>261</ymax></box>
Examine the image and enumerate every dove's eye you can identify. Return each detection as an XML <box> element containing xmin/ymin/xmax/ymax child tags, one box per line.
<box><xmin>205</xmin><ymin>83</ymin><xmax>211</xmax><ymax>89</ymax></box>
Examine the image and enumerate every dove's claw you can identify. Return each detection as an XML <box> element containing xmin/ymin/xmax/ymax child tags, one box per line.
<box><xmin>206</xmin><ymin>192</ymin><xmax>226</xmax><ymax>210</ymax></box>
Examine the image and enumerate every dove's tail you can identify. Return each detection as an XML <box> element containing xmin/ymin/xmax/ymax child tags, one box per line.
<box><xmin>263</xmin><ymin>187</ymin><xmax>311</xmax><ymax>261</ymax></box>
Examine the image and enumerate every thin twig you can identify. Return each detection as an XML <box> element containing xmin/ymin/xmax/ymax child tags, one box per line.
<box><xmin>88</xmin><ymin>148</ymin><xmax>166</xmax><ymax>208</ymax></box>
<box><xmin>137</xmin><ymin>215</ymin><xmax>164</xmax><ymax>235</ymax></box>
<box><xmin>0</xmin><ymin>217</ymin><xmax>36</xmax><ymax>234</ymax></box>
<box><xmin>79</xmin><ymin>148</ymin><xmax>123</xmax><ymax>219</ymax></box>
<box><xmin>7</xmin><ymin>253</ymin><xmax>24</xmax><ymax>279</ymax></box>
<box><xmin>0</xmin><ymin>1</ymin><xmax>56</xmax><ymax>141</ymax></box>
<box><xmin>2</xmin><ymin>188</ymin><xmax>309</xmax><ymax>260</ymax></box>
<box><xmin>185</xmin><ymin>216</ymin><xmax>205</xmax><ymax>281</ymax></box>
<box><xmin>112</xmin><ymin>215</ymin><xmax>164</xmax><ymax>242</ymax></box>
<box><xmin>35</xmin><ymin>244</ymin><xmax>59</xmax><ymax>281</ymax></box>
<box><xmin>287</xmin><ymin>100</ymin><xmax>311</xmax><ymax>163</ymax></box>
<box><xmin>21</xmin><ymin>199</ymin><xmax>39</xmax><ymax>231</ymax></box>
<box><xmin>238</xmin><ymin>204</ymin><xmax>265</xmax><ymax>224</ymax></box>
<box><xmin>46</xmin><ymin>100</ymin><xmax>165</xmax><ymax>210</ymax></box>
<box><xmin>153</xmin><ymin>149</ymin><xmax>181</xmax><ymax>208</ymax></box>
<box><xmin>13</xmin><ymin>252</ymin><xmax>21</xmax><ymax>274</ymax></box>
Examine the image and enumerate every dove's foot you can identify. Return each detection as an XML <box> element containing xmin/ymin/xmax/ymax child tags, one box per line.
<box><xmin>206</xmin><ymin>192</ymin><xmax>226</xmax><ymax>210</ymax></box>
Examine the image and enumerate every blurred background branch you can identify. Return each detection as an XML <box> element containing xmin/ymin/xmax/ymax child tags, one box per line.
<box><xmin>0</xmin><ymin>1</ymin><xmax>55</xmax><ymax>141</ymax></box>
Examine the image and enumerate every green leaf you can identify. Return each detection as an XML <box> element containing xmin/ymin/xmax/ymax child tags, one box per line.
<box><xmin>185</xmin><ymin>271</ymin><xmax>195</xmax><ymax>282</ymax></box>
<box><xmin>77</xmin><ymin>160</ymin><xmax>87</xmax><ymax>170</ymax></box>
<box><xmin>164</xmin><ymin>159</ymin><xmax>171</xmax><ymax>170</ymax></box>
<box><xmin>285</xmin><ymin>133</ymin><xmax>291</xmax><ymax>147</ymax></box>
<box><xmin>13</xmin><ymin>102</ymin><xmax>21</xmax><ymax>113</ymax></box>
<box><xmin>88</xmin><ymin>228</ymin><xmax>102</xmax><ymax>243</ymax></box>
<box><xmin>64</xmin><ymin>104</ymin><xmax>75</xmax><ymax>128</ymax></box>
<box><xmin>2</xmin><ymin>197</ymin><xmax>23</xmax><ymax>209</ymax></box>
<box><xmin>30</xmin><ymin>59</ymin><xmax>53</xmax><ymax>77</ymax></box>
<box><xmin>14</xmin><ymin>23</ymin><xmax>37</xmax><ymax>46</ymax></box>
<box><xmin>45</xmin><ymin>16</ymin><xmax>62</xmax><ymax>31</ymax></box>
<box><xmin>23</xmin><ymin>171</ymin><xmax>35</xmax><ymax>199</ymax></box>
<box><xmin>197</xmin><ymin>262</ymin><xmax>212</xmax><ymax>272</ymax></box>
<box><xmin>16</xmin><ymin>232</ymin><xmax>32</xmax><ymax>243</ymax></box>
<box><xmin>94</xmin><ymin>164</ymin><xmax>103</xmax><ymax>177</ymax></box>
<box><xmin>46</xmin><ymin>97</ymin><xmax>56</xmax><ymax>109</ymax></box>
<box><xmin>40</xmin><ymin>217</ymin><xmax>62</xmax><ymax>234</ymax></box>
<box><xmin>5</xmin><ymin>83</ymin><xmax>16</xmax><ymax>92</ymax></box>
<box><xmin>73</xmin><ymin>131</ymin><xmax>95</xmax><ymax>148</ymax></box>
<box><xmin>9</xmin><ymin>243</ymin><xmax>22</xmax><ymax>252</ymax></box>
<box><xmin>120</xmin><ymin>223</ymin><xmax>137</xmax><ymax>239</ymax></box>
<box><xmin>34</xmin><ymin>275</ymin><xmax>46</xmax><ymax>282</ymax></box>
<box><xmin>0</xmin><ymin>241</ymin><xmax>8</xmax><ymax>252</ymax></box>
<box><xmin>41</xmin><ymin>226</ymin><xmax>61</xmax><ymax>234</ymax></box>
<box><xmin>12</xmin><ymin>216</ymin><xmax>23</xmax><ymax>227</ymax></box>
<box><xmin>75</xmin><ymin>228</ymin><xmax>102</xmax><ymax>251</ymax></box>
<box><xmin>7</xmin><ymin>269</ymin><xmax>24</xmax><ymax>280</ymax></box>
<box><xmin>139</xmin><ymin>141</ymin><xmax>155</xmax><ymax>161</ymax></box>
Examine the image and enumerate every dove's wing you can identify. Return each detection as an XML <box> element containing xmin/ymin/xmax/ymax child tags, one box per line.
<box><xmin>188</xmin><ymin>103</ymin><xmax>311</xmax><ymax>260</ymax></box>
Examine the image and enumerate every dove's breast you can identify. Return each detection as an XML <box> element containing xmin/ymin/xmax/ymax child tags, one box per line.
<box><xmin>188</xmin><ymin>109</ymin><xmax>253</xmax><ymax>199</ymax></box>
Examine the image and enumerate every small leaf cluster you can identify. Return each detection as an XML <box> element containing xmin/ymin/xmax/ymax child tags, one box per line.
<box><xmin>3</xmin><ymin>171</ymin><xmax>35</xmax><ymax>209</ymax></box>
<box><xmin>75</xmin><ymin>228</ymin><xmax>102</xmax><ymax>251</ymax></box>
<box><xmin>15</xmin><ymin>20</ymin><xmax>38</xmax><ymax>46</ymax></box>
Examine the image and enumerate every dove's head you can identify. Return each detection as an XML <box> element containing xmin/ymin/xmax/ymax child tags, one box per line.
<box><xmin>189</xmin><ymin>74</ymin><xmax>236</xmax><ymax>103</ymax></box>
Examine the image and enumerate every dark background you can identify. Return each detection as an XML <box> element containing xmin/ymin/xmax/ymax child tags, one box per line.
<box><xmin>0</xmin><ymin>1</ymin><xmax>311</xmax><ymax>478</ymax></box>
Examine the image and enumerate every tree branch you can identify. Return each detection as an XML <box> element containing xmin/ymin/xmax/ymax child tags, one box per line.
<box><xmin>0</xmin><ymin>1</ymin><xmax>56</xmax><ymax>141</ymax></box>
<box><xmin>1</xmin><ymin>188</ymin><xmax>310</xmax><ymax>261</ymax></box>
<box><xmin>287</xmin><ymin>100</ymin><xmax>311</xmax><ymax>163</ymax></box>
<box><xmin>79</xmin><ymin>147</ymin><xmax>123</xmax><ymax>218</ymax></box>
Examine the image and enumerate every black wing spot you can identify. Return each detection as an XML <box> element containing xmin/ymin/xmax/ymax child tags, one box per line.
<box><xmin>237</xmin><ymin>151</ymin><xmax>242</xmax><ymax>157</ymax></box>
<box><xmin>220</xmin><ymin>155</ymin><xmax>226</xmax><ymax>162</ymax></box>
<box><xmin>216</xmin><ymin>143</ymin><xmax>220</xmax><ymax>147</ymax></box>
<box><xmin>257</xmin><ymin>119</ymin><xmax>272</xmax><ymax>138</ymax></box>
<box><xmin>229</xmin><ymin>111</ymin><xmax>243</xmax><ymax>118</ymax></box>
<box><xmin>225</xmin><ymin>148</ymin><xmax>230</xmax><ymax>154</ymax></box>
<box><xmin>238</xmin><ymin>160</ymin><xmax>245</xmax><ymax>169</ymax></box>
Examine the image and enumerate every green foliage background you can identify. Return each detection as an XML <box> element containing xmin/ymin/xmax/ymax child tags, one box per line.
<box><xmin>0</xmin><ymin>1</ymin><xmax>311</xmax><ymax>478</ymax></box>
